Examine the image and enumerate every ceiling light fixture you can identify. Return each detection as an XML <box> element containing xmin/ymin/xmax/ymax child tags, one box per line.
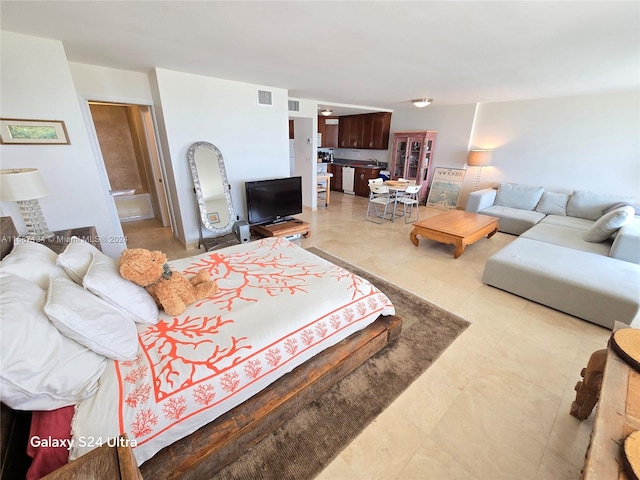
<box><xmin>411</xmin><ymin>98</ymin><xmax>433</xmax><ymax>108</ymax></box>
<box><xmin>319</xmin><ymin>109</ymin><xmax>333</xmax><ymax>116</ymax></box>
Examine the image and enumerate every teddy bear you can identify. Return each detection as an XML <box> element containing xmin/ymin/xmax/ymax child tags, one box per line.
<box><xmin>119</xmin><ymin>248</ymin><xmax>219</xmax><ymax>316</ymax></box>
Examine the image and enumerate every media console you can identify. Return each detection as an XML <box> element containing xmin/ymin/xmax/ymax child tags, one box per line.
<box><xmin>250</xmin><ymin>218</ymin><xmax>311</xmax><ymax>240</ymax></box>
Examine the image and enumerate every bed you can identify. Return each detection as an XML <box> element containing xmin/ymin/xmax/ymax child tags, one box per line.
<box><xmin>0</xmin><ymin>216</ymin><xmax>402</xmax><ymax>479</ymax></box>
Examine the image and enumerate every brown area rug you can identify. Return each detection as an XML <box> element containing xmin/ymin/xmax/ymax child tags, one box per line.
<box><xmin>213</xmin><ymin>247</ymin><xmax>470</xmax><ymax>479</ymax></box>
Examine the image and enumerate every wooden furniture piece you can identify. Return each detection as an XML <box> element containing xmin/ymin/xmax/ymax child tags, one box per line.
<box><xmin>389</xmin><ymin>131</ymin><xmax>437</xmax><ymax>203</ymax></box>
<box><xmin>0</xmin><ymin>215</ymin><xmax>403</xmax><ymax>479</ymax></box>
<box><xmin>354</xmin><ymin>166</ymin><xmax>382</xmax><ymax>197</ymax></box>
<box><xmin>571</xmin><ymin>323</ymin><xmax>640</xmax><ymax>479</ymax></box>
<box><xmin>41</xmin><ymin>436</ymin><xmax>142</xmax><ymax>480</ymax></box>
<box><xmin>318</xmin><ymin>116</ymin><xmax>339</xmax><ymax>148</ymax></box>
<box><xmin>409</xmin><ymin>210</ymin><xmax>499</xmax><ymax>258</ymax></box>
<box><xmin>250</xmin><ymin>218</ymin><xmax>311</xmax><ymax>239</ymax></box>
<box><xmin>317</xmin><ymin>173</ymin><xmax>332</xmax><ymax>206</ymax></box>
<box><xmin>328</xmin><ymin>163</ymin><xmax>343</xmax><ymax>191</ymax></box>
<box><xmin>140</xmin><ymin>314</ymin><xmax>402</xmax><ymax>479</ymax></box>
<box><xmin>338</xmin><ymin>112</ymin><xmax>392</xmax><ymax>150</ymax></box>
<box><xmin>34</xmin><ymin>225</ymin><xmax>101</xmax><ymax>254</ymax></box>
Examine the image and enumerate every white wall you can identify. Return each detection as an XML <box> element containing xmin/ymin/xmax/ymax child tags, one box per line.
<box><xmin>390</xmin><ymin>92</ymin><xmax>639</xmax><ymax>207</ymax></box>
<box><xmin>390</xmin><ymin>104</ymin><xmax>477</xmax><ymax>168</ymax></box>
<box><xmin>69</xmin><ymin>63</ymin><xmax>153</xmax><ymax>104</ymax></box>
<box><xmin>292</xmin><ymin>118</ymin><xmax>315</xmax><ymax>208</ymax></box>
<box><xmin>470</xmin><ymin>91</ymin><xmax>640</xmax><ymax>199</ymax></box>
<box><xmin>389</xmin><ymin>103</ymin><xmax>478</xmax><ymax>202</ymax></box>
<box><xmin>0</xmin><ymin>32</ymin><xmax>124</xmax><ymax>257</ymax></box>
<box><xmin>150</xmin><ymin>68</ymin><xmax>290</xmax><ymax>247</ymax></box>
<box><xmin>332</xmin><ymin>148</ymin><xmax>388</xmax><ymax>164</ymax></box>
<box><xmin>288</xmin><ymin>97</ymin><xmax>320</xmax><ymax>209</ymax></box>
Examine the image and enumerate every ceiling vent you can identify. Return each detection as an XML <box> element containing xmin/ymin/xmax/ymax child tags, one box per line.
<box><xmin>288</xmin><ymin>100</ymin><xmax>300</xmax><ymax>112</ymax></box>
<box><xmin>257</xmin><ymin>90</ymin><xmax>273</xmax><ymax>106</ymax></box>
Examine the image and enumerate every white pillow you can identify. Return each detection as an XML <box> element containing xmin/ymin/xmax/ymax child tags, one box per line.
<box><xmin>584</xmin><ymin>206</ymin><xmax>636</xmax><ymax>243</ymax></box>
<box><xmin>494</xmin><ymin>183</ymin><xmax>545</xmax><ymax>211</ymax></box>
<box><xmin>45</xmin><ymin>275</ymin><xmax>139</xmax><ymax>361</ymax></box>
<box><xmin>0</xmin><ymin>239</ymin><xmax>70</xmax><ymax>289</ymax></box>
<box><xmin>0</xmin><ymin>272</ymin><xmax>106</xmax><ymax>411</ymax></box>
<box><xmin>56</xmin><ymin>236</ymin><xmax>102</xmax><ymax>284</ymax></box>
<box><xmin>535</xmin><ymin>191</ymin><xmax>570</xmax><ymax>216</ymax></box>
<box><xmin>83</xmin><ymin>251</ymin><xmax>159</xmax><ymax>325</ymax></box>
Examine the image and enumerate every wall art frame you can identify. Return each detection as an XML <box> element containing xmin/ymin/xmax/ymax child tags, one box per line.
<box><xmin>426</xmin><ymin>167</ymin><xmax>467</xmax><ymax>210</ymax></box>
<box><xmin>0</xmin><ymin>118</ymin><xmax>70</xmax><ymax>145</ymax></box>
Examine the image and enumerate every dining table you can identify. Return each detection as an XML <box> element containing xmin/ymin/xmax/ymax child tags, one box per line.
<box><xmin>383</xmin><ymin>179</ymin><xmax>412</xmax><ymax>192</ymax></box>
<box><xmin>380</xmin><ymin>180</ymin><xmax>412</xmax><ymax>219</ymax></box>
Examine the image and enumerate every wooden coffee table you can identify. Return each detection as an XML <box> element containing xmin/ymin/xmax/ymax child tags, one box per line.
<box><xmin>409</xmin><ymin>210</ymin><xmax>499</xmax><ymax>258</ymax></box>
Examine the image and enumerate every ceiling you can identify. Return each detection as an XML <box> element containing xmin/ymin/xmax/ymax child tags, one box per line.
<box><xmin>1</xmin><ymin>1</ymin><xmax>638</xmax><ymax>114</ymax></box>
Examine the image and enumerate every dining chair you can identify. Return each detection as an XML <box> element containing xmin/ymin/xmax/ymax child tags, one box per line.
<box><xmin>398</xmin><ymin>178</ymin><xmax>415</xmax><ymax>184</ymax></box>
<box><xmin>395</xmin><ymin>184</ymin><xmax>421</xmax><ymax>223</ymax></box>
<box><xmin>366</xmin><ymin>184</ymin><xmax>395</xmax><ymax>224</ymax></box>
<box><xmin>368</xmin><ymin>178</ymin><xmax>383</xmax><ymax>185</ymax></box>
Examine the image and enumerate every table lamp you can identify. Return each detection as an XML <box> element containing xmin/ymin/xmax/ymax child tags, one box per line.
<box><xmin>0</xmin><ymin>168</ymin><xmax>54</xmax><ymax>239</ymax></box>
<box><xmin>467</xmin><ymin>150</ymin><xmax>493</xmax><ymax>191</ymax></box>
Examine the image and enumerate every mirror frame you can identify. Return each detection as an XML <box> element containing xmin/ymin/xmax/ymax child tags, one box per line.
<box><xmin>188</xmin><ymin>141</ymin><xmax>236</xmax><ymax>237</ymax></box>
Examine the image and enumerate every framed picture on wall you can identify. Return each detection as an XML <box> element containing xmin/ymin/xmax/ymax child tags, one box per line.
<box><xmin>426</xmin><ymin>167</ymin><xmax>467</xmax><ymax>210</ymax></box>
<box><xmin>0</xmin><ymin>118</ymin><xmax>70</xmax><ymax>145</ymax></box>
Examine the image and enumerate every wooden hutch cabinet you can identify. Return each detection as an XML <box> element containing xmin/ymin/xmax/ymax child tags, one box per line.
<box><xmin>389</xmin><ymin>131</ymin><xmax>437</xmax><ymax>203</ymax></box>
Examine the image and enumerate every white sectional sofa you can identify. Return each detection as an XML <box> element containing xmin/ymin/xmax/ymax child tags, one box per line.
<box><xmin>466</xmin><ymin>184</ymin><xmax>640</xmax><ymax>329</ymax></box>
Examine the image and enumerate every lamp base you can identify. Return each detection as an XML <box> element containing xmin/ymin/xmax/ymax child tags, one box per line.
<box><xmin>472</xmin><ymin>166</ymin><xmax>484</xmax><ymax>191</ymax></box>
<box><xmin>17</xmin><ymin>199</ymin><xmax>54</xmax><ymax>240</ymax></box>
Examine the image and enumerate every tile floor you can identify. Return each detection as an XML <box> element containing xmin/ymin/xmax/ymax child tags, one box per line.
<box><xmin>122</xmin><ymin>193</ymin><xmax>609</xmax><ymax>480</ymax></box>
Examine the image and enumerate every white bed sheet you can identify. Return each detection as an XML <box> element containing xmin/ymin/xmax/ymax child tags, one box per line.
<box><xmin>70</xmin><ymin>237</ymin><xmax>394</xmax><ymax>464</ymax></box>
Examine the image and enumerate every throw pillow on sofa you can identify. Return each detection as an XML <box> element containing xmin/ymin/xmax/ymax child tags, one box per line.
<box><xmin>584</xmin><ymin>205</ymin><xmax>635</xmax><ymax>243</ymax></box>
<box><xmin>494</xmin><ymin>183</ymin><xmax>545</xmax><ymax>211</ymax></box>
<box><xmin>535</xmin><ymin>191</ymin><xmax>571</xmax><ymax>216</ymax></box>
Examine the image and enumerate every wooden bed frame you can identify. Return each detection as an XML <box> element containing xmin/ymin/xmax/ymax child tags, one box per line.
<box><xmin>0</xmin><ymin>216</ymin><xmax>402</xmax><ymax>479</ymax></box>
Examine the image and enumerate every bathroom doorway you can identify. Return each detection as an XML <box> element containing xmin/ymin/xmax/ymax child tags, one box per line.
<box><xmin>87</xmin><ymin>101</ymin><xmax>170</xmax><ymax>227</ymax></box>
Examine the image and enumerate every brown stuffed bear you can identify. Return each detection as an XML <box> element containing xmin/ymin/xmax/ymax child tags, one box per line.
<box><xmin>119</xmin><ymin>248</ymin><xmax>218</xmax><ymax>316</ymax></box>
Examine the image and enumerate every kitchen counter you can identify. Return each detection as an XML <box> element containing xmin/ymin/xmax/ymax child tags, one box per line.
<box><xmin>327</xmin><ymin>163</ymin><xmax>387</xmax><ymax>197</ymax></box>
<box><xmin>325</xmin><ymin>160</ymin><xmax>388</xmax><ymax>170</ymax></box>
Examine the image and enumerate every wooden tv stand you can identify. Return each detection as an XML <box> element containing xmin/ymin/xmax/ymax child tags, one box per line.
<box><xmin>250</xmin><ymin>218</ymin><xmax>311</xmax><ymax>239</ymax></box>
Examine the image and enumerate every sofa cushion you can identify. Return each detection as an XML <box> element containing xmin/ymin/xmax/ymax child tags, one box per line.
<box><xmin>535</xmin><ymin>191</ymin><xmax>570</xmax><ymax>216</ymax></box>
<box><xmin>521</xmin><ymin>222</ymin><xmax>611</xmax><ymax>256</ymax></box>
<box><xmin>611</xmin><ymin>217</ymin><xmax>640</xmax><ymax>264</ymax></box>
<box><xmin>480</xmin><ymin>205</ymin><xmax>546</xmax><ymax>236</ymax></box>
<box><xmin>494</xmin><ymin>183</ymin><xmax>545</xmax><ymax>211</ymax></box>
<box><xmin>540</xmin><ymin>215</ymin><xmax>594</xmax><ymax>231</ymax></box>
<box><xmin>566</xmin><ymin>190</ymin><xmax>634</xmax><ymax>221</ymax></box>
<box><xmin>584</xmin><ymin>206</ymin><xmax>636</xmax><ymax>243</ymax></box>
<box><xmin>483</xmin><ymin>238</ymin><xmax>640</xmax><ymax>329</ymax></box>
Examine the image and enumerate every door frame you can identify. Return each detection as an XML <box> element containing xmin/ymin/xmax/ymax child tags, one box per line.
<box><xmin>78</xmin><ymin>96</ymin><xmax>174</xmax><ymax>230</ymax></box>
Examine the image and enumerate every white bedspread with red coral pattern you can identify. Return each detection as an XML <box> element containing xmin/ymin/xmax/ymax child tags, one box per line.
<box><xmin>70</xmin><ymin>237</ymin><xmax>394</xmax><ymax>464</ymax></box>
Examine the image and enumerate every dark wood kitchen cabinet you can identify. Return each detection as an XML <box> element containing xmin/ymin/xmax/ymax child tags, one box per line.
<box><xmin>327</xmin><ymin>164</ymin><xmax>343</xmax><ymax>191</ymax></box>
<box><xmin>317</xmin><ymin>116</ymin><xmax>339</xmax><ymax>148</ymax></box>
<box><xmin>338</xmin><ymin>112</ymin><xmax>391</xmax><ymax>150</ymax></box>
<box><xmin>362</xmin><ymin>112</ymin><xmax>391</xmax><ymax>150</ymax></box>
<box><xmin>354</xmin><ymin>167</ymin><xmax>381</xmax><ymax>197</ymax></box>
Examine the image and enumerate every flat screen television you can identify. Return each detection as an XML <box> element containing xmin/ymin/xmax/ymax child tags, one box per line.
<box><xmin>245</xmin><ymin>176</ymin><xmax>303</xmax><ymax>225</ymax></box>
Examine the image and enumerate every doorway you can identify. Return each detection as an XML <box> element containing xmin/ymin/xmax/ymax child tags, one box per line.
<box><xmin>87</xmin><ymin>101</ymin><xmax>170</xmax><ymax>228</ymax></box>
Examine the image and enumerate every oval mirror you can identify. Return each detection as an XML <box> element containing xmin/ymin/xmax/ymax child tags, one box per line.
<box><xmin>188</xmin><ymin>142</ymin><xmax>236</xmax><ymax>244</ymax></box>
